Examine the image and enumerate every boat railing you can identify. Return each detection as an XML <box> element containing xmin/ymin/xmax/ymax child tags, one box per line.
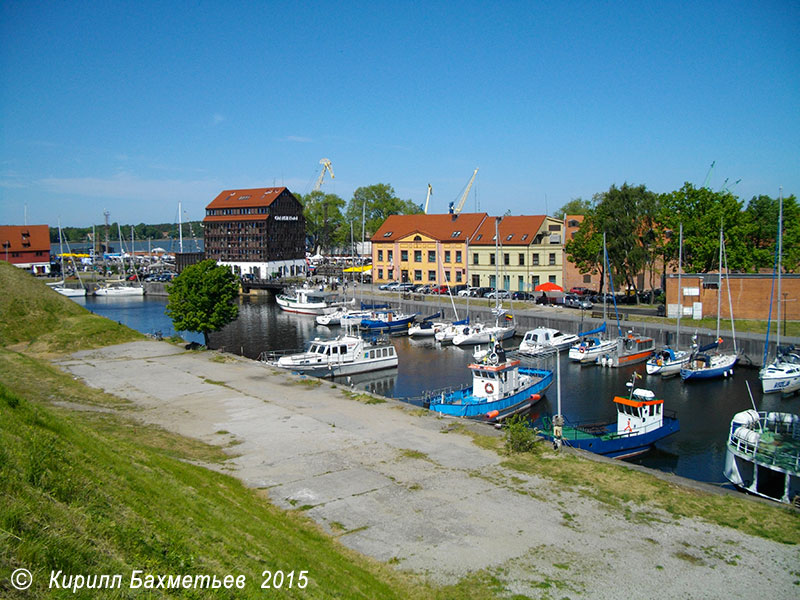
<box><xmin>258</xmin><ymin>348</ymin><xmax>306</xmax><ymax>363</ymax></box>
<box><xmin>728</xmin><ymin>415</ymin><xmax>800</xmax><ymax>472</ymax></box>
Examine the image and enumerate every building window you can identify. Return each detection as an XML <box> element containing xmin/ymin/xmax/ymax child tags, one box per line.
<box><xmin>521</xmin><ymin>234</ymin><xmax>528</xmax><ymax>241</ymax></box>
<box><xmin>401</xmin><ymin>249</ymin><xmax>408</xmax><ymax>261</ymax></box>
<box><xmin>503</xmin><ymin>275</ymin><xmax>510</xmax><ymax>290</ymax></box>
<box><xmin>549</xmin><ymin>253</ymin><xmax>556</xmax><ymax>266</ymax></box>
<box><xmin>503</xmin><ymin>253</ymin><xmax>510</xmax><ymax>266</ymax></box>
<box><xmin>445</xmin><ymin>270</ymin><xmax>451</xmax><ymax>282</ymax></box>
<box><xmin>444</xmin><ymin>250</ymin><xmax>451</xmax><ymax>263</ymax></box>
<box><xmin>518</xmin><ymin>276</ymin><xmax>524</xmax><ymax>291</ymax></box>
<box><xmin>474</xmin><ymin>234</ymin><xmax>483</xmax><ymax>241</ymax></box>
<box><xmin>473</xmin><ymin>253</ymin><xmax>479</xmax><ymax>265</ymax></box>
<box><xmin>451</xmin><ymin>230</ymin><xmax>461</xmax><ymax>237</ymax></box>
<box><xmin>428</xmin><ymin>270</ymin><xmax>436</xmax><ymax>281</ymax></box>
<box><xmin>401</xmin><ymin>269</ymin><xmax>408</xmax><ymax>282</ymax></box>
<box><xmin>428</xmin><ymin>250</ymin><xmax>435</xmax><ymax>262</ymax></box>
<box><xmin>532</xmin><ymin>275</ymin><xmax>540</xmax><ymax>287</ymax></box>
<box><xmin>549</xmin><ymin>275</ymin><xmax>557</xmax><ymax>284</ymax></box>
<box><xmin>549</xmin><ymin>224</ymin><xmax>561</xmax><ymax>232</ymax></box>
<box><xmin>490</xmin><ymin>254</ymin><xmax>495</xmax><ymax>266</ymax></box>
<box><xmin>455</xmin><ymin>250</ymin><xmax>462</xmax><ymax>263</ymax></box>
<box><xmin>413</xmin><ymin>235</ymin><xmax>422</xmax><ymax>241</ymax></box>
<box><xmin>414</xmin><ymin>270</ymin><xmax>422</xmax><ymax>281</ymax></box>
<box><xmin>378</xmin><ymin>269</ymin><xmax>383</xmax><ymax>279</ymax></box>
<box><xmin>518</xmin><ymin>253</ymin><xmax>524</xmax><ymax>265</ymax></box>
<box><xmin>383</xmin><ymin>231</ymin><xmax>393</xmax><ymax>237</ymax></box>
<box><xmin>387</xmin><ymin>250</ymin><xmax>393</xmax><ymax>262</ymax></box>
<box><xmin>414</xmin><ymin>250</ymin><xmax>422</xmax><ymax>262</ymax></box>
<box><xmin>456</xmin><ymin>271</ymin><xmax>462</xmax><ymax>282</ymax></box>
<box><xmin>584</xmin><ymin>275</ymin><xmax>591</xmax><ymax>283</ymax></box>
<box><xmin>532</xmin><ymin>254</ymin><xmax>539</xmax><ymax>266</ymax></box>
<box><xmin>378</xmin><ymin>249</ymin><xmax>383</xmax><ymax>261</ymax></box>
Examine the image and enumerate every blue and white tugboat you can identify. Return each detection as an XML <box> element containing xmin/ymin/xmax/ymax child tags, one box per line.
<box><xmin>539</xmin><ymin>373</ymin><xmax>680</xmax><ymax>459</ymax></box>
<box><xmin>427</xmin><ymin>342</ymin><xmax>553</xmax><ymax>421</ymax></box>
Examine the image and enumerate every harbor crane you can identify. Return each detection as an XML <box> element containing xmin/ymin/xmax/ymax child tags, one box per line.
<box><xmin>449</xmin><ymin>168</ymin><xmax>479</xmax><ymax>215</ymax></box>
<box><xmin>313</xmin><ymin>158</ymin><xmax>335</xmax><ymax>192</ymax></box>
<box><xmin>423</xmin><ymin>183</ymin><xmax>432</xmax><ymax>214</ymax></box>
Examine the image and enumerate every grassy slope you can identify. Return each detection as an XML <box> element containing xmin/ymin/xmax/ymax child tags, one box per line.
<box><xmin>0</xmin><ymin>264</ymin><xmax>500</xmax><ymax>599</ymax></box>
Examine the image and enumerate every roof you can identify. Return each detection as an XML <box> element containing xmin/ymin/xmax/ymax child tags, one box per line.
<box><xmin>469</xmin><ymin>215</ymin><xmax>547</xmax><ymax>246</ymax></box>
<box><xmin>0</xmin><ymin>224</ymin><xmax>51</xmax><ymax>253</ymax></box>
<box><xmin>371</xmin><ymin>213</ymin><xmax>487</xmax><ymax>243</ymax></box>
<box><xmin>613</xmin><ymin>395</ymin><xmax>663</xmax><ymax>408</ymax></box>
<box><xmin>205</xmin><ymin>187</ymin><xmax>289</xmax><ymax>210</ymax></box>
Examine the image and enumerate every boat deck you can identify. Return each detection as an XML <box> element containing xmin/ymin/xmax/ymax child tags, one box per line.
<box><xmin>730</xmin><ymin>429</ymin><xmax>800</xmax><ymax>473</ymax></box>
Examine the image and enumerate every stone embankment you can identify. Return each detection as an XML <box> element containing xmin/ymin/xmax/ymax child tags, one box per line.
<box><xmin>57</xmin><ymin>341</ymin><xmax>799</xmax><ymax>599</ymax></box>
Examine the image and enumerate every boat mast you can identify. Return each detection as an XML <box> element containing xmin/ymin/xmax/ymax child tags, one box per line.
<box><xmin>178</xmin><ymin>201</ymin><xmax>184</xmax><ymax>253</ymax></box>
<box><xmin>676</xmin><ymin>223</ymin><xmax>682</xmax><ymax>349</ymax></box>
<box><xmin>716</xmin><ymin>223</ymin><xmax>723</xmax><ymax>340</ymax></box>
<box><xmin>494</xmin><ymin>217</ymin><xmax>501</xmax><ymax>324</ymax></box>
<box><xmin>776</xmin><ymin>188</ymin><xmax>783</xmax><ymax>352</ymax></box>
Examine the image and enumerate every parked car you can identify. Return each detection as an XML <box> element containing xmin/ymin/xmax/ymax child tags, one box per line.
<box><xmin>429</xmin><ymin>284</ymin><xmax>450</xmax><ymax>295</ymax></box>
<box><xmin>379</xmin><ymin>281</ymin><xmax>399</xmax><ymax>290</ymax></box>
<box><xmin>512</xmin><ymin>291</ymin><xmax>535</xmax><ymax>301</ymax></box>
<box><xmin>450</xmin><ymin>284</ymin><xmax>468</xmax><ymax>295</ymax></box>
<box><xmin>563</xmin><ymin>294</ymin><xmax>581</xmax><ymax>308</ymax></box>
<box><xmin>472</xmin><ymin>286</ymin><xmax>493</xmax><ymax>298</ymax></box>
<box><xmin>569</xmin><ymin>286</ymin><xmax>591</xmax><ymax>296</ymax></box>
<box><xmin>395</xmin><ymin>282</ymin><xmax>415</xmax><ymax>292</ymax></box>
<box><xmin>484</xmin><ymin>289</ymin><xmax>510</xmax><ymax>299</ymax></box>
<box><xmin>458</xmin><ymin>286</ymin><xmax>479</xmax><ymax>297</ymax></box>
<box><xmin>414</xmin><ymin>284</ymin><xmax>433</xmax><ymax>294</ymax></box>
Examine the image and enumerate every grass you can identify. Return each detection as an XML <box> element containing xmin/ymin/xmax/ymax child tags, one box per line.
<box><xmin>0</xmin><ymin>263</ymin><xmax>507</xmax><ymax>599</ymax></box>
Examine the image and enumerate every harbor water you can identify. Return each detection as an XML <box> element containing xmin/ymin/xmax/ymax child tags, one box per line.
<box><xmin>76</xmin><ymin>294</ymin><xmax>800</xmax><ymax>488</ymax></box>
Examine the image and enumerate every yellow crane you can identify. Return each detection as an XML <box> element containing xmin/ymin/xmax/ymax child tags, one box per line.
<box><xmin>313</xmin><ymin>158</ymin><xmax>335</xmax><ymax>191</ymax></box>
<box><xmin>449</xmin><ymin>168</ymin><xmax>478</xmax><ymax>215</ymax></box>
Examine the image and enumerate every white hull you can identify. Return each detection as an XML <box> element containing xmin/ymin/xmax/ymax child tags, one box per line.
<box><xmin>94</xmin><ymin>286</ymin><xmax>144</xmax><ymax>296</ymax></box>
<box><xmin>568</xmin><ymin>338</ymin><xmax>616</xmax><ymax>363</ymax></box>
<box><xmin>453</xmin><ymin>325</ymin><xmax>515</xmax><ymax>346</ymax></box>
<box><xmin>267</xmin><ymin>335</ymin><xmax>398</xmax><ymax>378</ymax></box>
<box><xmin>518</xmin><ymin>328</ymin><xmax>579</xmax><ymax>356</ymax></box>
<box><xmin>646</xmin><ymin>350</ymin><xmax>691</xmax><ymax>377</ymax></box>
<box><xmin>760</xmin><ymin>360</ymin><xmax>800</xmax><ymax>394</ymax></box>
<box><xmin>52</xmin><ymin>285</ymin><xmax>87</xmax><ymax>297</ymax></box>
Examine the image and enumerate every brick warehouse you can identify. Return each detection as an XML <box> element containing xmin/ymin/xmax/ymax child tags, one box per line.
<box><xmin>665</xmin><ymin>273</ymin><xmax>800</xmax><ymax>321</ymax></box>
<box><xmin>203</xmin><ymin>187</ymin><xmax>306</xmax><ymax>278</ymax></box>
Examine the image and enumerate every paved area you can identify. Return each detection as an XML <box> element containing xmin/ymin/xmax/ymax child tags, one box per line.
<box><xmin>57</xmin><ymin>341</ymin><xmax>799</xmax><ymax>598</ymax></box>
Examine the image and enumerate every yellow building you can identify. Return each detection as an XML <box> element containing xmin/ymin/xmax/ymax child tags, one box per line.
<box><xmin>371</xmin><ymin>213</ymin><xmax>487</xmax><ymax>285</ymax></box>
<box><xmin>468</xmin><ymin>215</ymin><xmax>565</xmax><ymax>292</ymax></box>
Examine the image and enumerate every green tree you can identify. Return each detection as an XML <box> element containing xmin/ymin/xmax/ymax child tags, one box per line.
<box><xmin>743</xmin><ymin>194</ymin><xmax>800</xmax><ymax>273</ymax></box>
<box><xmin>658</xmin><ymin>183</ymin><xmax>746</xmax><ymax>273</ymax></box>
<box><xmin>345</xmin><ymin>183</ymin><xmax>422</xmax><ymax>240</ymax></box>
<box><xmin>564</xmin><ymin>208</ymin><xmax>604</xmax><ymax>290</ymax></box>
<box><xmin>554</xmin><ymin>197</ymin><xmax>592</xmax><ymax>220</ymax></box>
<box><xmin>298</xmin><ymin>191</ymin><xmax>347</xmax><ymax>252</ymax></box>
<box><xmin>166</xmin><ymin>260</ymin><xmax>239</xmax><ymax>346</ymax></box>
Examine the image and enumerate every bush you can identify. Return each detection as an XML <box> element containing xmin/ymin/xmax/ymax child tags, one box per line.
<box><xmin>503</xmin><ymin>414</ymin><xmax>537</xmax><ymax>454</ymax></box>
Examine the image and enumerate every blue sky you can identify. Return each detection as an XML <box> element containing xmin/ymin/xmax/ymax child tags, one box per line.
<box><xmin>1</xmin><ymin>1</ymin><xmax>798</xmax><ymax>227</ymax></box>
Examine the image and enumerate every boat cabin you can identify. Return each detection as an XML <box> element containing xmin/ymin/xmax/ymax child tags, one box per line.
<box><xmin>613</xmin><ymin>389</ymin><xmax>665</xmax><ymax>436</ymax></box>
<box><xmin>469</xmin><ymin>357</ymin><xmax>523</xmax><ymax>401</ymax></box>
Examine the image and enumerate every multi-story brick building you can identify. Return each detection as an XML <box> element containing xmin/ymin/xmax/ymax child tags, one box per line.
<box><xmin>203</xmin><ymin>187</ymin><xmax>306</xmax><ymax>278</ymax></box>
<box><xmin>0</xmin><ymin>224</ymin><xmax>51</xmax><ymax>274</ymax></box>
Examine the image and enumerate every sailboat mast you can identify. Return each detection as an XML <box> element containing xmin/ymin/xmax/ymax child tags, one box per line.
<box><xmin>677</xmin><ymin>223</ymin><xmax>682</xmax><ymax>349</ymax></box>
<box><xmin>494</xmin><ymin>217</ymin><xmax>500</xmax><ymax>313</ymax></box>
<box><xmin>179</xmin><ymin>201</ymin><xmax>184</xmax><ymax>254</ymax></box>
<box><xmin>716</xmin><ymin>224</ymin><xmax>723</xmax><ymax>339</ymax></box>
<box><xmin>776</xmin><ymin>188</ymin><xmax>783</xmax><ymax>351</ymax></box>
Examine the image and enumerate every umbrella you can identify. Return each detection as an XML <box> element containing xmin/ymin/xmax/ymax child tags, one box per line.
<box><xmin>534</xmin><ymin>282</ymin><xmax>563</xmax><ymax>292</ymax></box>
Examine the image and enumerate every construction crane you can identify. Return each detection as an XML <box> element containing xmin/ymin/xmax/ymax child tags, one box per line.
<box><xmin>702</xmin><ymin>161</ymin><xmax>715</xmax><ymax>189</ymax></box>
<box><xmin>449</xmin><ymin>168</ymin><xmax>479</xmax><ymax>215</ymax></box>
<box><xmin>423</xmin><ymin>184</ymin><xmax>432</xmax><ymax>214</ymax></box>
<box><xmin>313</xmin><ymin>158</ymin><xmax>335</xmax><ymax>192</ymax></box>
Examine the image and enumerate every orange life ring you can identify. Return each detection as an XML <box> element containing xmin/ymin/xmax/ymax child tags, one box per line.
<box><xmin>485</xmin><ymin>382</ymin><xmax>494</xmax><ymax>394</ymax></box>
<box><xmin>579</xmin><ymin>347</ymin><xmax>585</xmax><ymax>353</ymax></box>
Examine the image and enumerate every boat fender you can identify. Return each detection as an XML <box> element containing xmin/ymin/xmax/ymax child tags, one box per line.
<box><xmin>486</xmin><ymin>410</ymin><xmax>500</xmax><ymax>419</ymax></box>
<box><xmin>485</xmin><ymin>382</ymin><xmax>494</xmax><ymax>394</ymax></box>
<box><xmin>531</xmin><ymin>394</ymin><xmax>540</xmax><ymax>402</ymax></box>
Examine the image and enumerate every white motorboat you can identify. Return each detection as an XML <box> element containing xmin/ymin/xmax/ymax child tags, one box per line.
<box><xmin>262</xmin><ymin>334</ymin><xmax>398</xmax><ymax>378</ymax></box>
<box><xmin>276</xmin><ymin>287</ymin><xmax>346</xmax><ymax>316</ymax></box>
<box><xmin>94</xmin><ymin>284</ymin><xmax>144</xmax><ymax>296</ymax></box>
<box><xmin>723</xmin><ymin>409</ymin><xmax>800</xmax><ymax>505</ymax></box>
<box><xmin>518</xmin><ymin>327</ymin><xmax>579</xmax><ymax>356</ymax></box>
<box><xmin>315</xmin><ymin>305</ymin><xmax>365</xmax><ymax>326</ymax></box>
<box><xmin>49</xmin><ymin>282</ymin><xmax>87</xmax><ymax>297</ymax></box>
<box><xmin>759</xmin><ymin>352</ymin><xmax>800</xmax><ymax>394</ymax></box>
<box><xmin>452</xmin><ymin>322</ymin><xmax>515</xmax><ymax>346</ymax></box>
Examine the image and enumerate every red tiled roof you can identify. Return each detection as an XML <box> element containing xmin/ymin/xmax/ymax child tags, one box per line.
<box><xmin>469</xmin><ymin>215</ymin><xmax>547</xmax><ymax>245</ymax></box>
<box><xmin>0</xmin><ymin>224</ymin><xmax>51</xmax><ymax>253</ymax></box>
<box><xmin>371</xmin><ymin>213</ymin><xmax>488</xmax><ymax>243</ymax></box>
<box><xmin>205</xmin><ymin>187</ymin><xmax>288</xmax><ymax>210</ymax></box>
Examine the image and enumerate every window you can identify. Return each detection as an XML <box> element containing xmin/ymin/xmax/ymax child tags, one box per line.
<box><xmin>428</xmin><ymin>270</ymin><xmax>436</xmax><ymax>281</ymax></box>
<box><xmin>549</xmin><ymin>275</ymin><xmax>557</xmax><ymax>284</ymax></box>
<box><xmin>503</xmin><ymin>253</ymin><xmax>510</xmax><ymax>266</ymax></box>
<box><xmin>414</xmin><ymin>250</ymin><xmax>422</xmax><ymax>262</ymax></box>
<box><xmin>237</xmin><ymin>195</ymin><xmax>251</xmax><ymax>201</ymax></box>
<box><xmin>473</xmin><ymin>253</ymin><xmax>479</xmax><ymax>265</ymax></box>
<box><xmin>451</xmin><ymin>230</ymin><xmax>461</xmax><ymax>237</ymax></box>
<box><xmin>455</xmin><ymin>250</ymin><xmax>462</xmax><ymax>263</ymax></box>
<box><xmin>445</xmin><ymin>270</ymin><xmax>451</xmax><ymax>281</ymax></box>
<box><xmin>413</xmin><ymin>235</ymin><xmax>422</xmax><ymax>241</ymax></box>
<box><xmin>506</xmin><ymin>234</ymin><xmax>513</xmax><ymax>241</ymax></box>
<box><xmin>549</xmin><ymin>224</ymin><xmax>561</xmax><ymax>232</ymax></box>
<box><xmin>521</xmin><ymin>234</ymin><xmax>528</xmax><ymax>241</ymax></box>
<box><xmin>378</xmin><ymin>250</ymin><xmax>383</xmax><ymax>261</ymax></box>
<box><xmin>532</xmin><ymin>254</ymin><xmax>539</xmax><ymax>266</ymax></box>
<box><xmin>428</xmin><ymin>250</ymin><xmax>435</xmax><ymax>262</ymax></box>
<box><xmin>444</xmin><ymin>250</ymin><xmax>451</xmax><ymax>263</ymax></box>
<box><xmin>490</xmin><ymin>254</ymin><xmax>496</xmax><ymax>266</ymax></box>
<box><xmin>414</xmin><ymin>270</ymin><xmax>422</xmax><ymax>281</ymax></box>
<box><xmin>503</xmin><ymin>275</ymin><xmax>510</xmax><ymax>290</ymax></box>
<box><xmin>456</xmin><ymin>271</ymin><xmax>462</xmax><ymax>282</ymax></box>
<box><xmin>568</xmin><ymin>219</ymin><xmax>580</xmax><ymax>227</ymax></box>
<box><xmin>387</xmin><ymin>250</ymin><xmax>393</xmax><ymax>262</ymax></box>
<box><xmin>532</xmin><ymin>276</ymin><xmax>540</xmax><ymax>287</ymax></box>
<box><xmin>519</xmin><ymin>253</ymin><xmax>525</xmax><ymax>265</ymax></box>
<box><xmin>401</xmin><ymin>250</ymin><xmax>409</xmax><ymax>261</ymax></box>
<box><xmin>378</xmin><ymin>269</ymin><xmax>383</xmax><ymax>279</ymax></box>
<box><xmin>383</xmin><ymin>231</ymin><xmax>393</xmax><ymax>237</ymax></box>
<box><xmin>475</xmin><ymin>234</ymin><xmax>483</xmax><ymax>241</ymax></box>
<box><xmin>549</xmin><ymin>253</ymin><xmax>556</xmax><ymax>266</ymax></box>
<box><xmin>583</xmin><ymin>274</ymin><xmax>591</xmax><ymax>283</ymax></box>
<box><xmin>518</xmin><ymin>276</ymin><xmax>524</xmax><ymax>291</ymax></box>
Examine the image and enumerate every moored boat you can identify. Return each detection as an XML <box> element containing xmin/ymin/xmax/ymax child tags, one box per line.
<box><xmin>276</xmin><ymin>287</ymin><xmax>346</xmax><ymax>316</ymax></box>
<box><xmin>261</xmin><ymin>334</ymin><xmax>398</xmax><ymax>378</ymax></box>
<box><xmin>567</xmin><ymin>323</ymin><xmax>616</xmax><ymax>363</ymax></box>
<box><xmin>427</xmin><ymin>342</ymin><xmax>552</xmax><ymax>421</ymax></box>
<box><xmin>539</xmin><ymin>374</ymin><xmax>680</xmax><ymax>459</ymax></box>
<box><xmin>452</xmin><ymin>321</ymin><xmax>515</xmax><ymax>346</ymax></box>
<box><xmin>723</xmin><ymin>409</ymin><xmax>800</xmax><ymax>505</ymax></box>
<box><xmin>518</xmin><ymin>327</ymin><xmax>579</xmax><ymax>356</ymax></box>
<box><xmin>645</xmin><ymin>347</ymin><xmax>691</xmax><ymax>377</ymax></box>
<box><xmin>680</xmin><ymin>339</ymin><xmax>738</xmax><ymax>381</ymax></box>
<box><xmin>359</xmin><ymin>310</ymin><xmax>417</xmax><ymax>333</ymax></box>
<box><xmin>597</xmin><ymin>331</ymin><xmax>655</xmax><ymax>367</ymax></box>
<box><xmin>94</xmin><ymin>283</ymin><xmax>145</xmax><ymax>296</ymax></box>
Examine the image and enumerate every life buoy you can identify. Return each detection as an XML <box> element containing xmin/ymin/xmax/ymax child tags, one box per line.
<box><xmin>485</xmin><ymin>382</ymin><xmax>494</xmax><ymax>394</ymax></box>
<box><xmin>579</xmin><ymin>347</ymin><xmax>585</xmax><ymax>354</ymax></box>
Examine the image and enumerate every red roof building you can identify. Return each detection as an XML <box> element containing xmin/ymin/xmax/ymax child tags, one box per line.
<box><xmin>0</xmin><ymin>224</ymin><xmax>51</xmax><ymax>274</ymax></box>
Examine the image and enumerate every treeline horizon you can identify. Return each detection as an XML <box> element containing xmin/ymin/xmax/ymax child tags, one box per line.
<box><xmin>50</xmin><ymin>222</ymin><xmax>205</xmax><ymax>244</ymax></box>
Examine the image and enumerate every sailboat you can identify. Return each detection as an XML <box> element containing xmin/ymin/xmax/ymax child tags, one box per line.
<box><xmin>646</xmin><ymin>223</ymin><xmax>690</xmax><ymax>376</ymax></box>
<box><xmin>759</xmin><ymin>191</ymin><xmax>800</xmax><ymax>394</ymax></box>
<box><xmin>48</xmin><ymin>223</ymin><xmax>87</xmax><ymax>297</ymax></box>
<box><xmin>680</xmin><ymin>225</ymin><xmax>739</xmax><ymax>381</ymax></box>
<box><xmin>95</xmin><ymin>224</ymin><xmax>144</xmax><ymax>296</ymax></box>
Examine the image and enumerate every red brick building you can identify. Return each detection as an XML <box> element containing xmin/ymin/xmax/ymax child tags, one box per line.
<box><xmin>0</xmin><ymin>224</ymin><xmax>51</xmax><ymax>274</ymax></box>
<box><xmin>563</xmin><ymin>215</ymin><xmax>602</xmax><ymax>292</ymax></box>
<box><xmin>665</xmin><ymin>273</ymin><xmax>800</xmax><ymax>321</ymax></box>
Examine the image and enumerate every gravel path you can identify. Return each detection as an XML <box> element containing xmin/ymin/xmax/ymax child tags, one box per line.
<box><xmin>57</xmin><ymin>341</ymin><xmax>799</xmax><ymax>599</ymax></box>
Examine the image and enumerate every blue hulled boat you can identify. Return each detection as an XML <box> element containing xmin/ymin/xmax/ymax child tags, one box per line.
<box><xmin>428</xmin><ymin>343</ymin><xmax>553</xmax><ymax>421</ymax></box>
<box><xmin>360</xmin><ymin>311</ymin><xmax>418</xmax><ymax>333</ymax></box>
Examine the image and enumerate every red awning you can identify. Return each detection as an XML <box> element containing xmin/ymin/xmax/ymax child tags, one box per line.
<box><xmin>534</xmin><ymin>282</ymin><xmax>563</xmax><ymax>292</ymax></box>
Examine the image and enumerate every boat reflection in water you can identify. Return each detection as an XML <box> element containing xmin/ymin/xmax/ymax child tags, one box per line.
<box><xmin>339</xmin><ymin>369</ymin><xmax>399</xmax><ymax>397</ymax></box>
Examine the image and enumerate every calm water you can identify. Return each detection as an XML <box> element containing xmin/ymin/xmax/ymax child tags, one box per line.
<box><xmin>77</xmin><ymin>295</ymin><xmax>800</xmax><ymax>487</ymax></box>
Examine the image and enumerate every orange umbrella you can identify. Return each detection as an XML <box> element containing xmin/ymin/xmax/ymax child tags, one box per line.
<box><xmin>534</xmin><ymin>282</ymin><xmax>563</xmax><ymax>292</ymax></box>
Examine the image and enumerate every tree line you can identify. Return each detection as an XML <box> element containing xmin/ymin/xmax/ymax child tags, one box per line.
<box><xmin>561</xmin><ymin>183</ymin><xmax>798</xmax><ymax>294</ymax></box>
<box><xmin>50</xmin><ymin>222</ymin><xmax>205</xmax><ymax>245</ymax></box>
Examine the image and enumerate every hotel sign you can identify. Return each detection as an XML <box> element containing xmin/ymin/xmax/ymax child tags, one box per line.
<box><xmin>273</xmin><ymin>215</ymin><xmax>298</xmax><ymax>221</ymax></box>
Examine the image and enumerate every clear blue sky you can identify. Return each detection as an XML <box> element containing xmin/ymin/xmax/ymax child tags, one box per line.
<box><xmin>1</xmin><ymin>1</ymin><xmax>798</xmax><ymax>227</ymax></box>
